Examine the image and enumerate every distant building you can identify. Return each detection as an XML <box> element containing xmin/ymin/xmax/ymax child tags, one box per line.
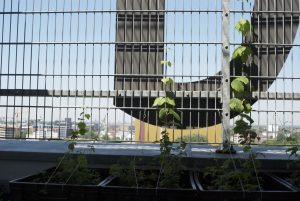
<box><xmin>116</xmin><ymin>130</ymin><xmax>134</xmax><ymax>141</ymax></box>
<box><xmin>261</xmin><ymin>124</ymin><xmax>279</xmax><ymax>139</ymax></box>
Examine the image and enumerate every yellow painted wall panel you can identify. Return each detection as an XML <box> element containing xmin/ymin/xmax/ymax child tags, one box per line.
<box><xmin>135</xmin><ymin>120</ymin><xmax>222</xmax><ymax>143</ymax></box>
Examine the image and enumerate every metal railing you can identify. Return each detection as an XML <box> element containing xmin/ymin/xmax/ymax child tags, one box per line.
<box><xmin>0</xmin><ymin>0</ymin><xmax>299</xmax><ymax>146</ymax></box>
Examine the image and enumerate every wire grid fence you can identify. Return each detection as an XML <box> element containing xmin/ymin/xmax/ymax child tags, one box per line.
<box><xmin>0</xmin><ymin>0</ymin><xmax>299</xmax><ymax>146</ymax></box>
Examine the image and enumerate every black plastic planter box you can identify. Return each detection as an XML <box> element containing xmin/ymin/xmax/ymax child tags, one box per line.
<box><xmin>268</xmin><ymin>172</ymin><xmax>300</xmax><ymax>198</ymax></box>
<box><xmin>9</xmin><ymin>168</ymin><xmax>109</xmax><ymax>201</ymax></box>
<box><xmin>269</xmin><ymin>172</ymin><xmax>300</xmax><ymax>190</ymax></box>
<box><xmin>99</xmin><ymin>171</ymin><xmax>197</xmax><ymax>201</ymax></box>
<box><xmin>193</xmin><ymin>172</ymin><xmax>298</xmax><ymax>201</ymax></box>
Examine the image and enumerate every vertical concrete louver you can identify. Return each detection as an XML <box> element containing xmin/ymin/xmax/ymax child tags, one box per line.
<box><xmin>114</xmin><ymin>0</ymin><xmax>165</xmax><ymax>91</ymax></box>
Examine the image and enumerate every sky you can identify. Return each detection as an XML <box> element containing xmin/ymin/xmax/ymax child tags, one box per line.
<box><xmin>0</xmin><ymin>0</ymin><xmax>300</xmax><ymax>128</ymax></box>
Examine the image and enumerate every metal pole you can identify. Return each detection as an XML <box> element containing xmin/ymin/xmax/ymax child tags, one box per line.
<box><xmin>222</xmin><ymin>0</ymin><xmax>231</xmax><ymax>148</ymax></box>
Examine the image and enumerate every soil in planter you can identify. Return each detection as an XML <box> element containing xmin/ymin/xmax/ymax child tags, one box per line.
<box><xmin>200</xmin><ymin>158</ymin><xmax>263</xmax><ymax>191</ymax></box>
<box><xmin>103</xmin><ymin>171</ymin><xmax>195</xmax><ymax>201</ymax></box>
<box><xmin>198</xmin><ymin>171</ymin><xmax>262</xmax><ymax>191</ymax></box>
<box><xmin>109</xmin><ymin>157</ymin><xmax>190</xmax><ymax>189</ymax></box>
<box><xmin>0</xmin><ymin>189</ymin><xmax>9</xmax><ymax>201</ymax></box>
<box><xmin>197</xmin><ymin>171</ymin><xmax>295</xmax><ymax>191</ymax></box>
<box><xmin>284</xmin><ymin>159</ymin><xmax>300</xmax><ymax>188</ymax></box>
<box><xmin>10</xmin><ymin>156</ymin><xmax>109</xmax><ymax>201</ymax></box>
<box><xmin>108</xmin><ymin>170</ymin><xmax>192</xmax><ymax>189</ymax></box>
<box><xmin>109</xmin><ymin>169</ymin><xmax>157</xmax><ymax>188</ymax></box>
<box><xmin>30</xmin><ymin>155</ymin><xmax>103</xmax><ymax>185</ymax></box>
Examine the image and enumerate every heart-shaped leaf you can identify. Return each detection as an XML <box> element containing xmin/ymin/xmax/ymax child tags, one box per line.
<box><xmin>161</xmin><ymin>77</ymin><xmax>174</xmax><ymax>85</ymax></box>
<box><xmin>235</xmin><ymin>19</ymin><xmax>251</xmax><ymax>36</ymax></box>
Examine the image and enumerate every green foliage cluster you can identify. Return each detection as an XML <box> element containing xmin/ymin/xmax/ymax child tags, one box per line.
<box><xmin>109</xmin><ymin>156</ymin><xmax>182</xmax><ymax>188</ymax></box>
<box><xmin>158</xmin><ymin>156</ymin><xmax>182</xmax><ymax>188</ymax></box>
<box><xmin>203</xmin><ymin>153</ymin><xmax>262</xmax><ymax>191</ymax></box>
<box><xmin>46</xmin><ymin>155</ymin><xmax>100</xmax><ymax>185</ymax></box>
<box><xmin>109</xmin><ymin>158</ymin><xmax>157</xmax><ymax>188</ymax></box>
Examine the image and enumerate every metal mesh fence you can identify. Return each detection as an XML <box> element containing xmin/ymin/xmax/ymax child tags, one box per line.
<box><xmin>0</xmin><ymin>0</ymin><xmax>299</xmax><ymax>146</ymax></box>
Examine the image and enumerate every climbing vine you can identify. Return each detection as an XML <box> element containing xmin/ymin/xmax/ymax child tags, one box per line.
<box><xmin>203</xmin><ymin>18</ymin><xmax>263</xmax><ymax>192</ymax></box>
<box><xmin>153</xmin><ymin>60</ymin><xmax>181</xmax><ymax>156</ymax></box>
<box><xmin>230</xmin><ymin>18</ymin><xmax>258</xmax><ymax>152</ymax></box>
<box><xmin>152</xmin><ymin>59</ymin><xmax>185</xmax><ymax>188</ymax></box>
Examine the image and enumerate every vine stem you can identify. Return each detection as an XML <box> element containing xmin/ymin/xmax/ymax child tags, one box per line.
<box><xmin>133</xmin><ymin>149</ymin><xmax>139</xmax><ymax>197</ymax></box>
<box><xmin>250</xmin><ymin>151</ymin><xmax>263</xmax><ymax>200</ymax></box>
<box><xmin>218</xmin><ymin>110</ymin><xmax>245</xmax><ymax>193</ymax></box>
<box><xmin>155</xmin><ymin>155</ymin><xmax>164</xmax><ymax>194</ymax></box>
<box><xmin>45</xmin><ymin>152</ymin><xmax>67</xmax><ymax>185</ymax></box>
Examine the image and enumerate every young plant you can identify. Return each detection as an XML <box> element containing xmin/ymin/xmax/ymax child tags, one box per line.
<box><xmin>230</xmin><ymin>18</ymin><xmax>259</xmax><ymax>152</ymax></box>
<box><xmin>153</xmin><ymin>60</ymin><xmax>181</xmax><ymax>156</ymax></box>
<box><xmin>109</xmin><ymin>61</ymin><xmax>184</xmax><ymax>188</ymax></box>
<box><xmin>152</xmin><ymin>59</ymin><xmax>186</xmax><ymax>188</ymax></box>
<box><xmin>38</xmin><ymin>110</ymin><xmax>100</xmax><ymax>185</ymax></box>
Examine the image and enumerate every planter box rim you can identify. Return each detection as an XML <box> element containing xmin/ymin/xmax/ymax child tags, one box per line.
<box><xmin>101</xmin><ymin>170</ymin><xmax>197</xmax><ymax>190</ymax></box>
<box><xmin>10</xmin><ymin>167</ymin><xmax>108</xmax><ymax>187</ymax></box>
<box><xmin>193</xmin><ymin>171</ymin><xmax>297</xmax><ymax>192</ymax></box>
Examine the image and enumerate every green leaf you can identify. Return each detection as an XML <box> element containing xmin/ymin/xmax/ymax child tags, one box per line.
<box><xmin>71</xmin><ymin>130</ymin><xmax>79</xmax><ymax>139</ymax></box>
<box><xmin>153</xmin><ymin>97</ymin><xmax>165</xmax><ymax>107</ymax></box>
<box><xmin>161</xmin><ymin>77</ymin><xmax>174</xmax><ymax>85</ymax></box>
<box><xmin>85</xmin><ymin>114</ymin><xmax>91</xmax><ymax>120</ymax></box>
<box><xmin>232</xmin><ymin>45</ymin><xmax>252</xmax><ymax>63</ymax></box>
<box><xmin>168</xmin><ymin>108</ymin><xmax>181</xmax><ymax>121</ymax></box>
<box><xmin>286</xmin><ymin>146</ymin><xmax>299</xmax><ymax>158</ymax></box>
<box><xmin>243</xmin><ymin>145</ymin><xmax>252</xmax><ymax>153</ymax></box>
<box><xmin>153</xmin><ymin>97</ymin><xmax>175</xmax><ymax>107</ymax></box>
<box><xmin>230</xmin><ymin>98</ymin><xmax>244</xmax><ymax>113</ymax></box>
<box><xmin>68</xmin><ymin>142</ymin><xmax>76</xmax><ymax>151</ymax></box>
<box><xmin>77</xmin><ymin>122</ymin><xmax>86</xmax><ymax>130</ymax></box>
<box><xmin>234</xmin><ymin>119</ymin><xmax>250</xmax><ymax>134</ymax></box>
<box><xmin>79</xmin><ymin>128</ymin><xmax>88</xmax><ymax>135</ymax></box>
<box><xmin>159</xmin><ymin>108</ymin><xmax>168</xmax><ymax>119</ymax></box>
<box><xmin>240</xmin><ymin>113</ymin><xmax>254</xmax><ymax>124</ymax></box>
<box><xmin>160</xmin><ymin>60</ymin><xmax>172</xmax><ymax>67</ymax></box>
<box><xmin>231</xmin><ymin>78</ymin><xmax>245</xmax><ymax>93</ymax></box>
<box><xmin>159</xmin><ymin>108</ymin><xmax>180</xmax><ymax>121</ymax></box>
<box><xmin>249</xmin><ymin>130</ymin><xmax>257</xmax><ymax>140</ymax></box>
<box><xmin>165</xmin><ymin>97</ymin><xmax>176</xmax><ymax>106</ymax></box>
<box><xmin>237</xmin><ymin>76</ymin><xmax>249</xmax><ymax>85</ymax></box>
<box><xmin>235</xmin><ymin>19</ymin><xmax>251</xmax><ymax>36</ymax></box>
<box><xmin>243</xmin><ymin>101</ymin><xmax>252</xmax><ymax>113</ymax></box>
